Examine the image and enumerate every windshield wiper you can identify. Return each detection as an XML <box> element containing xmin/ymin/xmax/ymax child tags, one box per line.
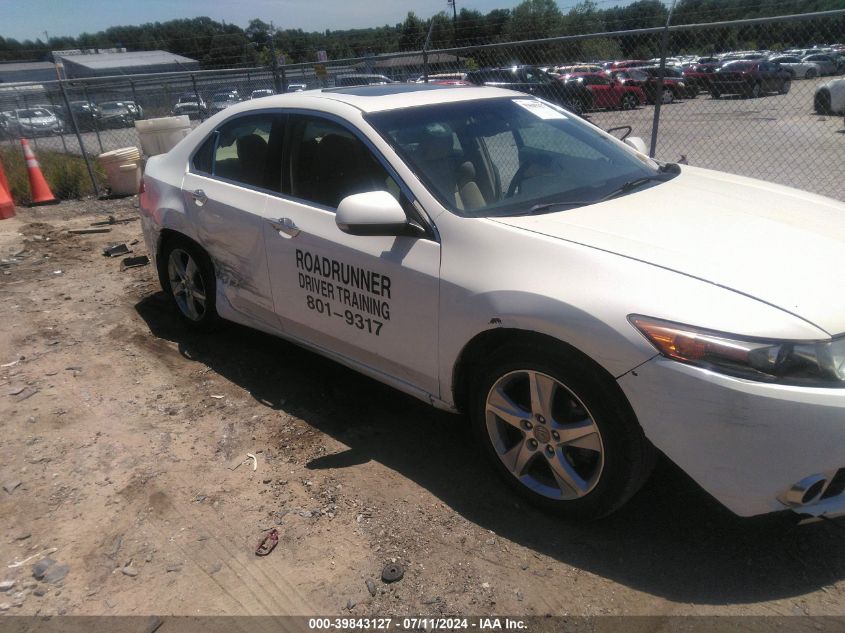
<box><xmin>597</xmin><ymin>174</ymin><xmax>671</xmax><ymax>203</ymax></box>
<box><xmin>517</xmin><ymin>167</ymin><xmax>680</xmax><ymax>216</ymax></box>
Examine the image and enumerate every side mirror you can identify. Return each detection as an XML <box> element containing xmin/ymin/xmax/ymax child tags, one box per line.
<box><xmin>625</xmin><ymin>136</ymin><xmax>648</xmax><ymax>154</ymax></box>
<box><xmin>336</xmin><ymin>191</ymin><xmax>425</xmax><ymax>237</ymax></box>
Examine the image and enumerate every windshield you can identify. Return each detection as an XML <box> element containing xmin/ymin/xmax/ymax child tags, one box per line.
<box><xmin>17</xmin><ymin>109</ymin><xmax>49</xmax><ymax>118</ymax></box>
<box><xmin>722</xmin><ymin>61</ymin><xmax>755</xmax><ymax>70</ymax></box>
<box><xmin>366</xmin><ymin>97</ymin><xmax>666</xmax><ymax>218</ymax></box>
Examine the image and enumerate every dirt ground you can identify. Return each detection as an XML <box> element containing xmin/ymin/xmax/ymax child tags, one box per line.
<box><xmin>0</xmin><ymin>198</ymin><xmax>844</xmax><ymax>620</ymax></box>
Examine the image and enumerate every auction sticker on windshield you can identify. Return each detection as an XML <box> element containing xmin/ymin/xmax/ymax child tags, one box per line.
<box><xmin>512</xmin><ymin>98</ymin><xmax>567</xmax><ymax>119</ymax></box>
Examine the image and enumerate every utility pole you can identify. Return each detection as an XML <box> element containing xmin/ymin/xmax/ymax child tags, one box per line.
<box><xmin>448</xmin><ymin>0</ymin><xmax>458</xmax><ymax>47</ymax></box>
<box><xmin>268</xmin><ymin>21</ymin><xmax>284</xmax><ymax>94</ymax></box>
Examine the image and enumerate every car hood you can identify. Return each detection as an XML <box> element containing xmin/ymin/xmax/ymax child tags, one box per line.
<box><xmin>491</xmin><ymin>166</ymin><xmax>845</xmax><ymax>335</ymax></box>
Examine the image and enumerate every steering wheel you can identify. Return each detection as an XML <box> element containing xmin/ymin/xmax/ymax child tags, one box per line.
<box><xmin>506</xmin><ymin>156</ymin><xmax>548</xmax><ymax>198</ymax></box>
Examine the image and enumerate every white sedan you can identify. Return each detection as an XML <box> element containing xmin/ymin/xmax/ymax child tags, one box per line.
<box><xmin>139</xmin><ymin>85</ymin><xmax>845</xmax><ymax>521</ymax></box>
<box><xmin>768</xmin><ymin>55</ymin><xmax>821</xmax><ymax>79</ymax></box>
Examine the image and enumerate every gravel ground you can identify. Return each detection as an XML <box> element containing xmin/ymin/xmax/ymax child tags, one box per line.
<box><xmin>0</xmin><ymin>198</ymin><xmax>843</xmax><ymax>621</ymax></box>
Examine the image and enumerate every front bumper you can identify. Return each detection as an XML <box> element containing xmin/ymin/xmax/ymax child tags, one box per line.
<box><xmin>618</xmin><ymin>357</ymin><xmax>845</xmax><ymax>519</ymax></box>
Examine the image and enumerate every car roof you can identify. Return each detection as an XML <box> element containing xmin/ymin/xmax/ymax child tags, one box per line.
<box><xmin>224</xmin><ymin>84</ymin><xmax>516</xmax><ymax>114</ymax></box>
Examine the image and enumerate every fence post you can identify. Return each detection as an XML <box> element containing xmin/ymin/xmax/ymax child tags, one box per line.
<box><xmin>82</xmin><ymin>86</ymin><xmax>105</xmax><ymax>154</ymax></box>
<box><xmin>422</xmin><ymin>21</ymin><xmax>435</xmax><ymax>83</ymax></box>
<box><xmin>268</xmin><ymin>36</ymin><xmax>284</xmax><ymax>93</ymax></box>
<box><xmin>649</xmin><ymin>0</ymin><xmax>677</xmax><ymax>158</ymax></box>
<box><xmin>58</xmin><ymin>80</ymin><xmax>100</xmax><ymax>198</ymax></box>
<box><xmin>21</xmin><ymin>93</ymin><xmax>38</xmax><ymax>152</ymax></box>
<box><xmin>130</xmin><ymin>80</ymin><xmax>139</xmax><ymax>117</ymax></box>
<box><xmin>191</xmin><ymin>74</ymin><xmax>205</xmax><ymax>122</ymax></box>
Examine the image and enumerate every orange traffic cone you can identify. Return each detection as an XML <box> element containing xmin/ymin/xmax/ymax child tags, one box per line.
<box><xmin>20</xmin><ymin>139</ymin><xmax>58</xmax><ymax>206</ymax></box>
<box><xmin>0</xmin><ymin>159</ymin><xmax>14</xmax><ymax>220</ymax></box>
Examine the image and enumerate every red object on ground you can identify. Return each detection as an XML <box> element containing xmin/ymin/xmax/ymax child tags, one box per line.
<box><xmin>20</xmin><ymin>139</ymin><xmax>58</xmax><ymax>206</ymax></box>
<box><xmin>255</xmin><ymin>528</ymin><xmax>279</xmax><ymax>556</ymax></box>
<box><xmin>0</xmin><ymin>160</ymin><xmax>14</xmax><ymax>220</ymax></box>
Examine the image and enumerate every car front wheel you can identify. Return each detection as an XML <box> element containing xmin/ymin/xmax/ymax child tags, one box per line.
<box><xmin>620</xmin><ymin>94</ymin><xmax>638</xmax><ymax>110</ymax></box>
<box><xmin>814</xmin><ymin>90</ymin><xmax>832</xmax><ymax>114</ymax></box>
<box><xmin>470</xmin><ymin>342</ymin><xmax>655</xmax><ymax>520</ymax></box>
<box><xmin>779</xmin><ymin>79</ymin><xmax>791</xmax><ymax>94</ymax></box>
<box><xmin>161</xmin><ymin>237</ymin><xmax>220</xmax><ymax>330</ymax></box>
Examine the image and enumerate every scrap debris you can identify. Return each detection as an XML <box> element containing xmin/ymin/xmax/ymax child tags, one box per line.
<box><xmin>103</xmin><ymin>243</ymin><xmax>131</xmax><ymax>257</ymax></box>
<box><xmin>68</xmin><ymin>228</ymin><xmax>111</xmax><ymax>235</ymax></box>
<box><xmin>7</xmin><ymin>547</ymin><xmax>58</xmax><ymax>569</ymax></box>
<box><xmin>91</xmin><ymin>215</ymin><xmax>139</xmax><ymax>227</ymax></box>
<box><xmin>121</xmin><ymin>255</ymin><xmax>149</xmax><ymax>270</ymax></box>
<box><xmin>229</xmin><ymin>453</ymin><xmax>258</xmax><ymax>472</ymax></box>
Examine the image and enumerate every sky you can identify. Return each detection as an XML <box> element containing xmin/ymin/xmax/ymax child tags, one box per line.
<box><xmin>1</xmin><ymin>0</ymin><xmax>631</xmax><ymax>42</ymax></box>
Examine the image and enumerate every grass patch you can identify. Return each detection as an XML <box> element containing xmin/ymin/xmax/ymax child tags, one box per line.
<box><xmin>0</xmin><ymin>144</ymin><xmax>104</xmax><ymax>205</ymax></box>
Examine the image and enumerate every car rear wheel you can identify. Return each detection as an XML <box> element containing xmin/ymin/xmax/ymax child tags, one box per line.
<box><xmin>805</xmin><ymin>68</ymin><xmax>818</xmax><ymax>79</ymax></box>
<box><xmin>747</xmin><ymin>82</ymin><xmax>762</xmax><ymax>98</ymax></box>
<box><xmin>620</xmin><ymin>94</ymin><xmax>638</xmax><ymax>110</ymax></box>
<box><xmin>814</xmin><ymin>90</ymin><xmax>832</xmax><ymax>114</ymax></box>
<box><xmin>710</xmin><ymin>88</ymin><xmax>721</xmax><ymax>99</ymax></box>
<box><xmin>779</xmin><ymin>79</ymin><xmax>791</xmax><ymax>95</ymax></box>
<box><xmin>161</xmin><ymin>237</ymin><xmax>220</xmax><ymax>330</ymax></box>
<box><xmin>470</xmin><ymin>342</ymin><xmax>655</xmax><ymax>520</ymax></box>
<box><xmin>660</xmin><ymin>89</ymin><xmax>674</xmax><ymax>104</ymax></box>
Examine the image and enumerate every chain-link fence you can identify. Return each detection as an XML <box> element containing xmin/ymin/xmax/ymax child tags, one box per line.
<box><xmin>0</xmin><ymin>8</ymin><xmax>842</xmax><ymax>199</ymax></box>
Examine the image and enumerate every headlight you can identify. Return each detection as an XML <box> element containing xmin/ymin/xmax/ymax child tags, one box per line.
<box><xmin>630</xmin><ymin>315</ymin><xmax>845</xmax><ymax>388</ymax></box>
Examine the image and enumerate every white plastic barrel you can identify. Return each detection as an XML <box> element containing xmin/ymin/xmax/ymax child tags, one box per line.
<box><xmin>98</xmin><ymin>146</ymin><xmax>142</xmax><ymax>196</ymax></box>
<box><xmin>134</xmin><ymin>116</ymin><xmax>192</xmax><ymax>157</ymax></box>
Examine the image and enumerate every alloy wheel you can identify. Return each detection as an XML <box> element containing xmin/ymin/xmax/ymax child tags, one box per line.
<box><xmin>167</xmin><ymin>248</ymin><xmax>207</xmax><ymax>322</ymax></box>
<box><xmin>485</xmin><ymin>370</ymin><xmax>604</xmax><ymax>501</ymax></box>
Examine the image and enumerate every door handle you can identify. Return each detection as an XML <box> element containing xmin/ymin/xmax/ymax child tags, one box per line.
<box><xmin>269</xmin><ymin>217</ymin><xmax>300</xmax><ymax>237</ymax></box>
<box><xmin>191</xmin><ymin>189</ymin><xmax>207</xmax><ymax>206</ymax></box>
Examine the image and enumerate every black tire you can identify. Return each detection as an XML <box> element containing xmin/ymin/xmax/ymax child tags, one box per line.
<box><xmin>805</xmin><ymin>68</ymin><xmax>818</xmax><ymax>79</ymax></box>
<box><xmin>620</xmin><ymin>94</ymin><xmax>638</xmax><ymax>110</ymax></box>
<box><xmin>469</xmin><ymin>341</ymin><xmax>656</xmax><ymax>520</ymax></box>
<box><xmin>779</xmin><ymin>78</ymin><xmax>791</xmax><ymax>95</ymax></box>
<box><xmin>747</xmin><ymin>82</ymin><xmax>761</xmax><ymax>99</ymax></box>
<box><xmin>710</xmin><ymin>89</ymin><xmax>721</xmax><ymax>99</ymax></box>
<box><xmin>814</xmin><ymin>90</ymin><xmax>832</xmax><ymax>114</ymax></box>
<box><xmin>661</xmin><ymin>89</ymin><xmax>675</xmax><ymax>104</ymax></box>
<box><xmin>159</xmin><ymin>235</ymin><xmax>220</xmax><ymax>331</ymax></box>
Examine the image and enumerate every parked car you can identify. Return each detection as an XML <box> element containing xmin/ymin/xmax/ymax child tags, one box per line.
<box><xmin>710</xmin><ymin>60</ymin><xmax>791</xmax><ymax>98</ymax></box>
<box><xmin>173</xmin><ymin>94</ymin><xmax>208</xmax><ymax>119</ymax></box>
<box><xmin>802</xmin><ymin>53</ymin><xmax>843</xmax><ymax>76</ymax></box>
<box><xmin>97</xmin><ymin>101</ymin><xmax>135</xmax><ymax>128</ymax></box>
<box><xmin>286</xmin><ymin>83</ymin><xmax>307</xmax><ymax>92</ymax></box>
<box><xmin>250</xmin><ymin>89</ymin><xmax>275</xmax><ymax>99</ymax></box>
<box><xmin>767</xmin><ymin>56</ymin><xmax>821</xmax><ymax>79</ymax></box>
<box><xmin>465</xmin><ymin>66</ymin><xmax>594</xmax><ymax>114</ymax></box>
<box><xmin>124</xmin><ymin>100</ymin><xmax>144</xmax><ymax>119</ymax></box>
<box><xmin>814</xmin><ymin>77</ymin><xmax>845</xmax><ymax>114</ymax></box>
<box><xmin>7</xmin><ymin>107</ymin><xmax>63</xmax><ymax>136</ymax></box>
<box><xmin>172</xmin><ymin>102</ymin><xmax>204</xmax><ymax>119</ymax></box>
<box><xmin>637</xmin><ymin>66</ymin><xmax>697</xmax><ymax>101</ymax></box>
<box><xmin>139</xmin><ymin>84</ymin><xmax>845</xmax><ymax>522</ymax></box>
<box><xmin>609</xmin><ymin>60</ymin><xmax>650</xmax><ymax>69</ymax></box>
<box><xmin>210</xmin><ymin>92</ymin><xmax>241</xmax><ymax>114</ymax></box>
<box><xmin>563</xmin><ymin>73</ymin><xmax>645</xmax><ymax>110</ymax></box>
<box><xmin>682</xmin><ymin>63</ymin><xmax>720</xmax><ymax>92</ymax></box>
<box><xmin>65</xmin><ymin>100</ymin><xmax>100</xmax><ymax>130</ymax></box>
<box><xmin>335</xmin><ymin>74</ymin><xmax>394</xmax><ymax>87</ymax></box>
<box><xmin>554</xmin><ymin>64</ymin><xmax>603</xmax><ymax>75</ymax></box>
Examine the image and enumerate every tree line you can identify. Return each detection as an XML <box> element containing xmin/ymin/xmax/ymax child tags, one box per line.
<box><xmin>0</xmin><ymin>0</ymin><xmax>842</xmax><ymax>69</ymax></box>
